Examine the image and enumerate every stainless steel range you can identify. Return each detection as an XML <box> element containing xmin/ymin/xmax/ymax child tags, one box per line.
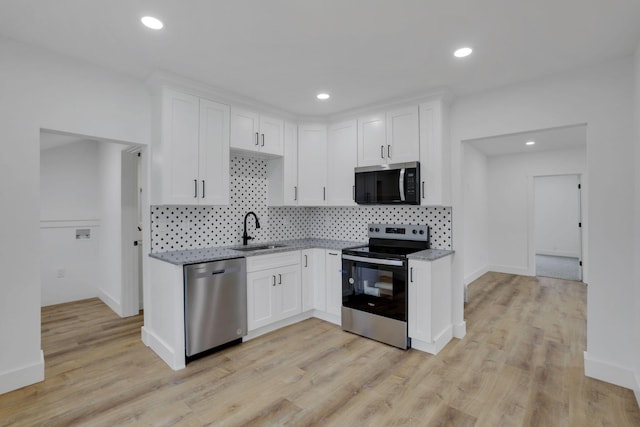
<box><xmin>341</xmin><ymin>223</ymin><xmax>429</xmax><ymax>349</ymax></box>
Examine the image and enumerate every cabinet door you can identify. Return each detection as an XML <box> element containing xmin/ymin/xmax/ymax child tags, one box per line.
<box><xmin>408</xmin><ymin>259</ymin><xmax>432</xmax><ymax>342</ymax></box>
<box><xmin>419</xmin><ymin>99</ymin><xmax>448</xmax><ymax>205</ymax></box>
<box><xmin>298</xmin><ymin>124</ymin><xmax>327</xmax><ymax>206</ymax></box>
<box><xmin>283</xmin><ymin>121</ymin><xmax>298</xmax><ymax>205</ymax></box>
<box><xmin>230</xmin><ymin>108</ymin><xmax>260</xmax><ymax>152</ymax></box>
<box><xmin>247</xmin><ymin>270</ymin><xmax>278</xmax><ymax>331</ymax></box>
<box><xmin>199</xmin><ymin>99</ymin><xmax>230</xmax><ymax>205</ymax></box>
<box><xmin>162</xmin><ymin>89</ymin><xmax>200</xmax><ymax>204</ymax></box>
<box><xmin>259</xmin><ymin>115</ymin><xmax>284</xmax><ymax>156</ymax></box>
<box><xmin>327</xmin><ymin>120</ymin><xmax>357</xmax><ymax>206</ymax></box>
<box><xmin>278</xmin><ymin>264</ymin><xmax>302</xmax><ymax>319</ymax></box>
<box><xmin>357</xmin><ymin>114</ymin><xmax>386</xmax><ymax>167</ymax></box>
<box><xmin>301</xmin><ymin>249</ymin><xmax>326</xmax><ymax>312</ymax></box>
<box><xmin>386</xmin><ymin>105</ymin><xmax>419</xmax><ymax>164</ymax></box>
<box><xmin>325</xmin><ymin>250</ymin><xmax>342</xmax><ymax>318</ymax></box>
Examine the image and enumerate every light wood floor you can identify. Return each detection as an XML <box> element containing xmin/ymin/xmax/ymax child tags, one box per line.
<box><xmin>2</xmin><ymin>273</ymin><xmax>639</xmax><ymax>426</ymax></box>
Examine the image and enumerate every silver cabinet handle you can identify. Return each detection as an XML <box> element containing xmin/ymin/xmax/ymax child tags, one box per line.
<box><xmin>304</xmin><ymin>254</ymin><xmax>308</xmax><ymax>267</ymax></box>
<box><xmin>328</xmin><ymin>252</ymin><xmax>338</xmax><ymax>256</ymax></box>
<box><xmin>410</xmin><ymin>267</ymin><xmax>414</xmax><ymax>283</ymax></box>
<box><xmin>422</xmin><ymin>181</ymin><xmax>425</xmax><ymax>199</ymax></box>
<box><xmin>387</xmin><ymin>145</ymin><xmax>391</xmax><ymax>158</ymax></box>
<box><xmin>278</xmin><ymin>274</ymin><xmax>282</xmax><ymax>284</ymax></box>
<box><xmin>323</xmin><ymin>186</ymin><xmax>326</xmax><ymax>201</ymax></box>
<box><xmin>272</xmin><ymin>275</ymin><xmax>276</xmax><ymax>286</ymax></box>
<box><xmin>194</xmin><ymin>179</ymin><xmax>198</xmax><ymax>198</ymax></box>
<box><xmin>255</xmin><ymin>132</ymin><xmax>260</xmax><ymax>146</ymax></box>
<box><xmin>202</xmin><ymin>180</ymin><xmax>205</xmax><ymax>198</ymax></box>
<box><xmin>261</xmin><ymin>133</ymin><xmax>265</xmax><ymax>147</ymax></box>
<box><xmin>380</xmin><ymin>145</ymin><xmax>384</xmax><ymax>159</ymax></box>
<box><xmin>352</xmin><ymin>185</ymin><xmax>355</xmax><ymax>200</ymax></box>
<box><xmin>294</xmin><ymin>186</ymin><xmax>298</xmax><ymax>201</ymax></box>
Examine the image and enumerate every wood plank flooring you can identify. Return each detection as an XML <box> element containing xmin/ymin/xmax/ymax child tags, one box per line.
<box><xmin>2</xmin><ymin>272</ymin><xmax>639</xmax><ymax>426</ymax></box>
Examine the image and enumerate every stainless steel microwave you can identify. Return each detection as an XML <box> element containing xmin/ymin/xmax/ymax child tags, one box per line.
<box><xmin>354</xmin><ymin>162</ymin><xmax>420</xmax><ymax>205</ymax></box>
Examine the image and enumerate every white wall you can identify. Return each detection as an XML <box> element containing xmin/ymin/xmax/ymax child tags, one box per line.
<box><xmin>0</xmin><ymin>37</ymin><xmax>150</xmax><ymax>394</ymax></box>
<box><xmin>451</xmin><ymin>57</ymin><xmax>636</xmax><ymax>389</ymax></box>
<box><xmin>40</xmin><ymin>140</ymin><xmax>101</xmax><ymax>306</ymax></box>
<box><xmin>462</xmin><ymin>144</ymin><xmax>489</xmax><ymax>284</ymax></box>
<box><xmin>633</xmin><ymin>42</ymin><xmax>640</xmax><ymax>405</ymax></box>
<box><xmin>487</xmin><ymin>148</ymin><xmax>586</xmax><ymax>275</ymax></box>
<box><xmin>534</xmin><ymin>175</ymin><xmax>581</xmax><ymax>258</ymax></box>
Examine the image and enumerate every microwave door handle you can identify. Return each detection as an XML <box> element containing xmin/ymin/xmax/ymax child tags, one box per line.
<box><xmin>399</xmin><ymin>168</ymin><xmax>406</xmax><ymax>201</ymax></box>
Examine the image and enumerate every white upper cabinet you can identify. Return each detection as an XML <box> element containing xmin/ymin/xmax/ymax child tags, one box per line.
<box><xmin>230</xmin><ymin>108</ymin><xmax>284</xmax><ymax>156</ymax></box>
<box><xmin>327</xmin><ymin>120</ymin><xmax>357</xmax><ymax>206</ymax></box>
<box><xmin>152</xmin><ymin>88</ymin><xmax>229</xmax><ymax>206</ymax></box>
<box><xmin>267</xmin><ymin>121</ymin><xmax>298</xmax><ymax>206</ymax></box>
<box><xmin>419</xmin><ymin>98</ymin><xmax>450</xmax><ymax>206</ymax></box>
<box><xmin>357</xmin><ymin>106</ymin><xmax>419</xmax><ymax>167</ymax></box>
<box><xmin>298</xmin><ymin>123</ymin><xmax>327</xmax><ymax>206</ymax></box>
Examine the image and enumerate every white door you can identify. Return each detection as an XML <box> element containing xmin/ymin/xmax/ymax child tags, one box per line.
<box><xmin>327</xmin><ymin>120</ymin><xmax>357</xmax><ymax>206</ymax></box>
<box><xmin>298</xmin><ymin>124</ymin><xmax>327</xmax><ymax>206</ymax></box>
<box><xmin>386</xmin><ymin>106</ymin><xmax>419</xmax><ymax>164</ymax></box>
<box><xmin>230</xmin><ymin>108</ymin><xmax>260</xmax><ymax>152</ymax></box>
<box><xmin>163</xmin><ymin>90</ymin><xmax>200</xmax><ymax>204</ymax></box>
<box><xmin>408</xmin><ymin>259</ymin><xmax>432</xmax><ymax>342</ymax></box>
<box><xmin>259</xmin><ymin>115</ymin><xmax>284</xmax><ymax>156</ymax></box>
<box><xmin>247</xmin><ymin>270</ymin><xmax>278</xmax><ymax>330</ymax></box>
<box><xmin>199</xmin><ymin>99</ymin><xmax>230</xmax><ymax>205</ymax></box>
<box><xmin>283</xmin><ymin>121</ymin><xmax>298</xmax><ymax>205</ymax></box>
<box><xmin>358</xmin><ymin>114</ymin><xmax>386</xmax><ymax>166</ymax></box>
<box><xmin>278</xmin><ymin>264</ymin><xmax>302</xmax><ymax>319</ymax></box>
<box><xmin>301</xmin><ymin>249</ymin><xmax>326</xmax><ymax>312</ymax></box>
<box><xmin>325</xmin><ymin>250</ymin><xmax>342</xmax><ymax>318</ymax></box>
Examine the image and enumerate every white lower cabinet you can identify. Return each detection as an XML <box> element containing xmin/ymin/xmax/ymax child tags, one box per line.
<box><xmin>246</xmin><ymin>252</ymin><xmax>301</xmax><ymax>331</ymax></box>
<box><xmin>325</xmin><ymin>250</ymin><xmax>343</xmax><ymax>319</ymax></box>
<box><xmin>301</xmin><ymin>248</ymin><xmax>325</xmax><ymax>312</ymax></box>
<box><xmin>408</xmin><ymin>256</ymin><xmax>452</xmax><ymax>354</ymax></box>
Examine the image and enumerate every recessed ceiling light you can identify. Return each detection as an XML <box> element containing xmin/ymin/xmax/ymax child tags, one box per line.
<box><xmin>525</xmin><ymin>141</ymin><xmax>536</xmax><ymax>146</ymax></box>
<box><xmin>317</xmin><ymin>93</ymin><xmax>330</xmax><ymax>100</ymax></box>
<box><xmin>141</xmin><ymin>16</ymin><xmax>164</xmax><ymax>30</ymax></box>
<box><xmin>454</xmin><ymin>47</ymin><xmax>473</xmax><ymax>58</ymax></box>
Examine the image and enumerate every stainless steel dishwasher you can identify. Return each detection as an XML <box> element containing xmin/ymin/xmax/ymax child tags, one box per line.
<box><xmin>184</xmin><ymin>257</ymin><xmax>247</xmax><ymax>359</ymax></box>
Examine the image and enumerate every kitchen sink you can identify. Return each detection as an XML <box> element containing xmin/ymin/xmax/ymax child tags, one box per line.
<box><xmin>232</xmin><ymin>244</ymin><xmax>288</xmax><ymax>252</ymax></box>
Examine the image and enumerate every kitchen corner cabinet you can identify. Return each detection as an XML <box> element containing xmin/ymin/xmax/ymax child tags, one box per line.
<box><xmin>301</xmin><ymin>248</ymin><xmax>325</xmax><ymax>312</ymax></box>
<box><xmin>408</xmin><ymin>256</ymin><xmax>452</xmax><ymax>354</ymax></box>
<box><xmin>327</xmin><ymin>120</ymin><xmax>357</xmax><ymax>206</ymax></box>
<box><xmin>246</xmin><ymin>252</ymin><xmax>301</xmax><ymax>331</ymax></box>
<box><xmin>267</xmin><ymin>121</ymin><xmax>298</xmax><ymax>206</ymax></box>
<box><xmin>358</xmin><ymin>106</ymin><xmax>419</xmax><ymax>167</ymax></box>
<box><xmin>419</xmin><ymin>99</ymin><xmax>450</xmax><ymax>206</ymax></box>
<box><xmin>297</xmin><ymin>123</ymin><xmax>328</xmax><ymax>206</ymax></box>
<box><xmin>152</xmin><ymin>88</ymin><xmax>230</xmax><ymax>205</ymax></box>
<box><xmin>230</xmin><ymin>108</ymin><xmax>284</xmax><ymax>157</ymax></box>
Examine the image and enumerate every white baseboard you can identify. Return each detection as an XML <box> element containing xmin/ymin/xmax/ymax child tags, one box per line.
<box><xmin>535</xmin><ymin>250</ymin><xmax>580</xmax><ymax>258</ymax></box>
<box><xmin>411</xmin><ymin>325</ymin><xmax>453</xmax><ymax>355</ymax></box>
<box><xmin>464</xmin><ymin>266</ymin><xmax>489</xmax><ymax>285</ymax></box>
<box><xmin>453</xmin><ymin>321</ymin><xmax>466</xmax><ymax>339</ymax></box>
<box><xmin>584</xmin><ymin>351</ymin><xmax>637</xmax><ymax>389</ymax></box>
<box><xmin>0</xmin><ymin>350</ymin><xmax>44</xmax><ymax>395</ymax></box>
<box><xmin>141</xmin><ymin>326</ymin><xmax>185</xmax><ymax>370</ymax></box>
<box><xmin>98</xmin><ymin>289</ymin><xmax>122</xmax><ymax>317</ymax></box>
<box><xmin>312</xmin><ymin>310</ymin><xmax>341</xmax><ymax>326</ymax></box>
<box><xmin>244</xmin><ymin>312</ymin><xmax>315</xmax><ymax>341</ymax></box>
<box><xmin>634</xmin><ymin>371</ymin><xmax>640</xmax><ymax>408</ymax></box>
<box><xmin>489</xmin><ymin>265</ymin><xmax>533</xmax><ymax>277</ymax></box>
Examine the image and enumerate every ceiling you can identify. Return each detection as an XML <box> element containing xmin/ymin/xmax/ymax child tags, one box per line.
<box><xmin>2</xmin><ymin>1</ymin><xmax>640</xmax><ymax>116</ymax></box>
<box><xmin>465</xmin><ymin>124</ymin><xmax>587</xmax><ymax>157</ymax></box>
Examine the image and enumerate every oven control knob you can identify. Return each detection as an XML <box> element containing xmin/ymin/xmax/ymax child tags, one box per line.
<box><xmin>375</xmin><ymin>227</ymin><xmax>380</xmax><ymax>232</ymax></box>
<box><xmin>412</xmin><ymin>229</ymin><xmax>417</xmax><ymax>234</ymax></box>
<box><xmin>419</xmin><ymin>230</ymin><xmax>425</xmax><ymax>235</ymax></box>
<box><xmin>369</xmin><ymin>227</ymin><xmax>374</xmax><ymax>232</ymax></box>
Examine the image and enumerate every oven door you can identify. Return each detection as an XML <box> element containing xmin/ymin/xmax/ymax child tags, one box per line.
<box><xmin>341</xmin><ymin>254</ymin><xmax>407</xmax><ymax>321</ymax></box>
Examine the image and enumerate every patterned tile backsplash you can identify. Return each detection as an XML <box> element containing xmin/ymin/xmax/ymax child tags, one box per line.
<box><xmin>151</xmin><ymin>155</ymin><xmax>452</xmax><ymax>253</ymax></box>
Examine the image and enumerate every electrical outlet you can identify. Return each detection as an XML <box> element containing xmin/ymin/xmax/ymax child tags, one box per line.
<box><xmin>56</xmin><ymin>269</ymin><xmax>65</xmax><ymax>279</ymax></box>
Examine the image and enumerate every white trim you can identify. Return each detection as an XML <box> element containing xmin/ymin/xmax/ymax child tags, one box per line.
<box><xmin>0</xmin><ymin>350</ymin><xmax>44</xmax><ymax>395</ymax></box>
<box><xmin>535</xmin><ymin>250</ymin><xmax>581</xmax><ymax>258</ymax></box>
<box><xmin>464</xmin><ymin>266</ymin><xmax>489</xmax><ymax>285</ymax></box>
<box><xmin>141</xmin><ymin>326</ymin><xmax>185</xmax><ymax>370</ymax></box>
<box><xmin>98</xmin><ymin>288</ymin><xmax>122</xmax><ymax>317</ymax></box>
<box><xmin>411</xmin><ymin>325</ymin><xmax>453</xmax><ymax>355</ymax></box>
<box><xmin>40</xmin><ymin>219</ymin><xmax>100</xmax><ymax>229</ymax></box>
<box><xmin>453</xmin><ymin>320</ymin><xmax>466</xmax><ymax>338</ymax></box>
<box><xmin>244</xmin><ymin>312</ymin><xmax>314</xmax><ymax>342</ymax></box>
<box><xmin>584</xmin><ymin>351</ymin><xmax>637</xmax><ymax>389</ymax></box>
<box><xmin>312</xmin><ymin>310</ymin><xmax>341</xmax><ymax>326</ymax></box>
<box><xmin>488</xmin><ymin>265</ymin><xmax>533</xmax><ymax>277</ymax></box>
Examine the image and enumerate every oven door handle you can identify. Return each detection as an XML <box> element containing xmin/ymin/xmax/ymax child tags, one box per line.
<box><xmin>342</xmin><ymin>254</ymin><xmax>404</xmax><ymax>267</ymax></box>
<box><xmin>399</xmin><ymin>168</ymin><xmax>406</xmax><ymax>201</ymax></box>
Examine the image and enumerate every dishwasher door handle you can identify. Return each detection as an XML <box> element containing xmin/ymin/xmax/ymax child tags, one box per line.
<box><xmin>211</xmin><ymin>269</ymin><xmax>226</xmax><ymax>275</ymax></box>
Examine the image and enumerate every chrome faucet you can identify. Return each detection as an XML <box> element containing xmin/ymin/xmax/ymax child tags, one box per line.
<box><xmin>242</xmin><ymin>211</ymin><xmax>261</xmax><ymax>245</ymax></box>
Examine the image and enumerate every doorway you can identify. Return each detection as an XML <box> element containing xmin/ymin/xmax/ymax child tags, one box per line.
<box><xmin>533</xmin><ymin>174</ymin><xmax>583</xmax><ymax>281</ymax></box>
<box><xmin>39</xmin><ymin>130</ymin><xmax>145</xmax><ymax>316</ymax></box>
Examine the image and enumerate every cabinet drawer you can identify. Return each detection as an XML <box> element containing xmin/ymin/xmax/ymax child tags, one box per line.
<box><xmin>246</xmin><ymin>250</ymin><xmax>300</xmax><ymax>272</ymax></box>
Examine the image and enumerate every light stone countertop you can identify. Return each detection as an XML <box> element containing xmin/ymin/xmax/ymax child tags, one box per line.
<box><xmin>149</xmin><ymin>238</ymin><xmax>365</xmax><ymax>265</ymax></box>
<box><xmin>407</xmin><ymin>249</ymin><xmax>455</xmax><ymax>261</ymax></box>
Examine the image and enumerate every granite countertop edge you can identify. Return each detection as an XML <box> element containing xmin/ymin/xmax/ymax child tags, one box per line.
<box><xmin>148</xmin><ymin>238</ymin><xmax>365</xmax><ymax>266</ymax></box>
<box><xmin>406</xmin><ymin>249</ymin><xmax>455</xmax><ymax>261</ymax></box>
